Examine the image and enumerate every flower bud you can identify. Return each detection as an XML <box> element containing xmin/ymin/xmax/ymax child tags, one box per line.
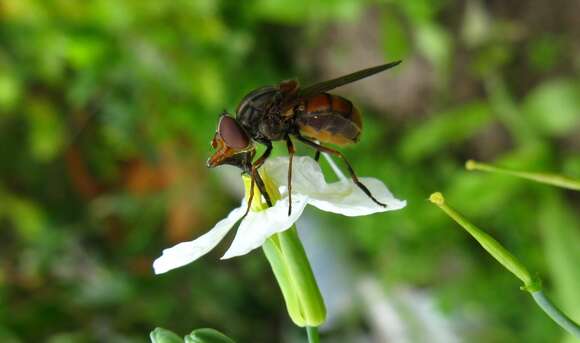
<box><xmin>150</xmin><ymin>328</ymin><xmax>182</xmax><ymax>343</ymax></box>
<box><xmin>185</xmin><ymin>328</ymin><xmax>235</xmax><ymax>343</ymax></box>
<box><xmin>429</xmin><ymin>192</ymin><xmax>541</xmax><ymax>292</ymax></box>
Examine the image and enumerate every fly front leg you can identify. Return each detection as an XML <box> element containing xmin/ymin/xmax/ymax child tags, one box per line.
<box><xmin>285</xmin><ymin>136</ymin><xmax>296</xmax><ymax>216</ymax></box>
<box><xmin>242</xmin><ymin>171</ymin><xmax>256</xmax><ymax>219</ymax></box>
<box><xmin>252</xmin><ymin>141</ymin><xmax>273</xmax><ymax>170</ymax></box>
<box><xmin>240</xmin><ymin>142</ymin><xmax>274</xmax><ymax>220</ymax></box>
<box><xmin>241</xmin><ymin>167</ymin><xmax>273</xmax><ymax>220</ymax></box>
<box><xmin>251</xmin><ymin>141</ymin><xmax>273</xmax><ymax>208</ymax></box>
<box><xmin>295</xmin><ymin>134</ymin><xmax>386</xmax><ymax>208</ymax></box>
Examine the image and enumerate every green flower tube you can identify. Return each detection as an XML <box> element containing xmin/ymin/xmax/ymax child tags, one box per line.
<box><xmin>242</xmin><ymin>174</ymin><xmax>326</xmax><ymax>327</ymax></box>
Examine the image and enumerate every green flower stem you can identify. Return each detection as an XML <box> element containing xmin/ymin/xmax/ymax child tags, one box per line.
<box><xmin>429</xmin><ymin>192</ymin><xmax>539</xmax><ymax>290</ymax></box>
<box><xmin>306</xmin><ymin>326</ymin><xmax>320</xmax><ymax>343</ymax></box>
<box><xmin>278</xmin><ymin>226</ymin><xmax>326</xmax><ymax>326</ymax></box>
<box><xmin>531</xmin><ymin>291</ymin><xmax>580</xmax><ymax>337</ymax></box>
<box><xmin>429</xmin><ymin>192</ymin><xmax>580</xmax><ymax>337</ymax></box>
<box><xmin>242</xmin><ymin>174</ymin><xmax>326</xmax><ymax>329</ymax></box>
<box><xmin>262</xmin><ymin>236</ymin><xmax>305</xmax><ymax>326</ymax></box>
<box><xmin>466</xmin><ymin>160</ymin><xmax>580</xmax><ymax>191</ymax></box>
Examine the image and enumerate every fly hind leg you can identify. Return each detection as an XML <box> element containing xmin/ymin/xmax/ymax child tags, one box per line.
<box><xmin>253</xmin><ymin>168</ymin><xmax>273</xmax><ymax>208</ymax></box>
<box><xmin>295</xmin><ymin>134</ymin><xmax>386</xmax><ymax>208</ymax></box>
<box><xmin>314</xmin><ymin>150</ymin><xmax>321</xmax><ymax>162</ymax></box>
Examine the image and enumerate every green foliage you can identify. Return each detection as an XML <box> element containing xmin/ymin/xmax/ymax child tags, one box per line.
<box><xmin>150</xmin><ymin>327</ymin><xmax>235</xmax><ymax>343</ymax></box>
<box><xmin>523</xmin><ymin>79</ymin><xmax>580</xmax><ymax>137</ymax></box>
<box><xmin>150</xmin><ymin>328</ymin><xmax>183</xmax><ymax>343</ymax></box>
<box><xmin>399</xmin><ymin>102</ymin><xmax>492</xmax><ymax>163</ymax></box>
<box><xmin>381</xmin><ymin>12</ymin><xmax>410</xmax><ymax>60</ymax></box>
<box><xmin>185</xmin><ymin>328</ymin><xmax>236</xmax><ymax>343</ymax></box>
<box><xmin>251</xmin><ymin>0</ymin><xmax>363</xmax><ymax>23</ymax></box>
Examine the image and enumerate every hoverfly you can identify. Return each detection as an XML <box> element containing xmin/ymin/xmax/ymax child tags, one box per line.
<box><xmin>208</xmin><ymin>61</ymin><xmax>402</xmax><ymax>217</ymax></box>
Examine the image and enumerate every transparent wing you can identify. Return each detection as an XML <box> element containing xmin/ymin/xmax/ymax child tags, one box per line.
<box><xmin>298</xmin><ymin>61</ymin><xmax>401</xmax><ymax>98</ymax></box>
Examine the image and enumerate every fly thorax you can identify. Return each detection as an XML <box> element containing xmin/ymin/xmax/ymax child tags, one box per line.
<box><xmin>236</xmin><ymin>86</ymin><xmax>278</xmax><ymax>137</ymax></box>
<box><xmin>259</xmin><ymin>114</ymin><xmax>286</xmax><ymax>141</ymax></box>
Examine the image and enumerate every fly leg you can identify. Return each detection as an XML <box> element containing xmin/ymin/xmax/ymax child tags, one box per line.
<box><xmin>242</xmin><ymin>171</ymin><xmax>256</xmax><ymax>219</ymax></box>
<box><xmin>314</xmin><ymin>150</ymin><xmax>321</xmax><ymax>162</ymax></box>
<box><xmin>285</xmin><ymin>136</ymin><xmax>296</xmax><ymax>216</ymax></box>
<box><xmin>313</xmin><ymin>139</ymin><xmax>322</xmax><ymax>162</ymax></box>
<box><xmin>252</xmin><ymin>141</ymin><xmax>272</xmax><ymax>170</ymax></box>
<box><xmin>241</xmin><ymin>168</ymin><xmax>273</xmax><ymax>220</ymax></box>
<box><xmin>253</xmin><ymin>168</ymin><xmax>273</xmax><ymax>207</ymax></box>
<box><xmin>247</xmin><ymin>141</ymin><xmax>273</xmax><ymax>210</ymax></box>
<box><xmin>295</xmin><ymin>134</ymin><xmax>386</xmax><ymax>207</ymax></box>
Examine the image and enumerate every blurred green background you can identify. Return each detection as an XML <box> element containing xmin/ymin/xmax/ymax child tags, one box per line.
<box><xmin>1</xmin><ymin>0</ymin><xmax>579</xmax><ymax>342</ymax></box>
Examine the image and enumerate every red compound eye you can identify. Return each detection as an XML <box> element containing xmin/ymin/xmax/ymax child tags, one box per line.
<box><xmin>218</xmin><ymin>115</ymin><xmax>250</xmax><ymax>149</ymax></box>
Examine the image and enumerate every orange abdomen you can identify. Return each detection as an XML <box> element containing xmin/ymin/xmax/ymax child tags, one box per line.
<box><xmin>296</xmin><ymin>93</ymin><xmax>362</xmax><ymax>146</ymax></box>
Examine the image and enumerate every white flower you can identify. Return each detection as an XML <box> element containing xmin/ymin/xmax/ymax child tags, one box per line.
<box><xmin>153</xmin><ymin>156</ymin><xmax>406</xmax><ymax>274</ymax></box>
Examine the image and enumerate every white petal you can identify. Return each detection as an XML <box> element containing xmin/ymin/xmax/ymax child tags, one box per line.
<box><xmin>221</xmin><ymin>194</ymin><xmax>309</xmax><ymax>259</ymax></box>
<box><xmin>264</xmin><ymin>156</ymin><xmax>326</xmax><ymax>196</ymax></box>
<box><xmin>308</xmin><ymin>177</ymin><xmax>406</xmax><ymax>216</ymax></box>
<box><xmin>153</xmin><ymin>205</ymin><xmax>245</xmax><ymax>274</ymax></box>
<box><xmin>264</xmin><ymin>156</ymin><xmax>406</xmax><ymax>216</ymax></box>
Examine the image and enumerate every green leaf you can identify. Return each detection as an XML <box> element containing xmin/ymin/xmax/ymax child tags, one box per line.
<box><xmin>184</xmin><ymin>328</ymin><xmax>235</xmax><ymax>343</ymax></box>
<box><xmin>0</xmin><ymin>191</ymin><xmax>46</xmax><ymax>242</ymax></box>
<box><xmin>526</xmin><ymin>34</ymin><xmax>564</xmax><ymax>72</ymax></box>
<box><xmin>399</xmin><ymin>102</ymin><xmax>492</xmax><ymax>162</ymax></box>
<box><xmin>523</xmin><ymin>79</ymin><xmax>580</xmax><ymax>137</ymax></box>
<box><xmin>150</xmin><ymin>328</ymin><xmax>183</xmax><ymax>343</ymax></box>
<box><xmin>461</xmin><ymin>0</ymin><xmax>491</xmax><ymax>47</ymax></box>
<box><xmin>251</xmin><ymin>0</ymin><xmax>362</xmax><ymax>23</ymax></box>
<box><xmin>26</xmin><ymin>99</ymin><xmax>66</xmax><ymax>161</ymax></box>
<box><xmin>0</xmin><ymin>71</ymin><xmax>21</xmax><ymax>112</ymax></box>
<box><xmin>471</xmin><ymin>44</ymin><xmax>512</xmax><ymax>77</ymax></box>
<box><xmin>416</xmin><ymin>23</ymin><xmax>452</xmax><ymax>74</ymax></box>
<box><xmin>381</xmin><ymin>12</ymin><xmax>410</xmax><ymax>60</ymax></box>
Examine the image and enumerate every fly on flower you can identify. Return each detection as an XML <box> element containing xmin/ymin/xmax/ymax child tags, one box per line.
<box><xmin>207</xmin><ymin>61</ymin><xmax>402</xmax><ymax>216</ymax></box>
<box><xmin>153</xmin><ymin>64</ymin><xmax>406</xmax><ymax>274</ymax></box>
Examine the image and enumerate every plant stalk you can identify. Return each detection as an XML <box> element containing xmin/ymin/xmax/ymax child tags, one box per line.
<box><xmin>429</xmin><ymin>192</ymin><xmax>580</xmax><ymax>337</ymax></box>
<box><xmin>532</xmin><ymin>291</ymin><xmax>580</xmax><ymax>337</ymax></box>
<box><xmin>306</xmin><ymin>326</ymin><xmax>320</xmax><ymax>343</ymax></box>
<box><xmin>466</xmin><ymin>160</ymin><xmax>580</xmax><ymax>191</ymax></box>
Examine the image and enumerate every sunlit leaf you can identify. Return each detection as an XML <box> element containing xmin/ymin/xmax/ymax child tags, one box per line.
<box><xmin>399</xmin><ymin>102</ymin><xmax>492</xmax><ymax>162</ymax></box>
<box><xmin>381</xmin><ymin>12</ymin><xmax>410</xmax><ymax>60</ymax></box>
<box><xmin>522</xmin><ymin>79</ymin><xmax>580</xmax><ymax>137</ymax></box>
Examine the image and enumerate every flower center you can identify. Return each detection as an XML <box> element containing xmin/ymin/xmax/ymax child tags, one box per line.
<box><xmin>242</xmin><ymin>171</ymin><xmax>282</xmax><ymax>212</ymax></box>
